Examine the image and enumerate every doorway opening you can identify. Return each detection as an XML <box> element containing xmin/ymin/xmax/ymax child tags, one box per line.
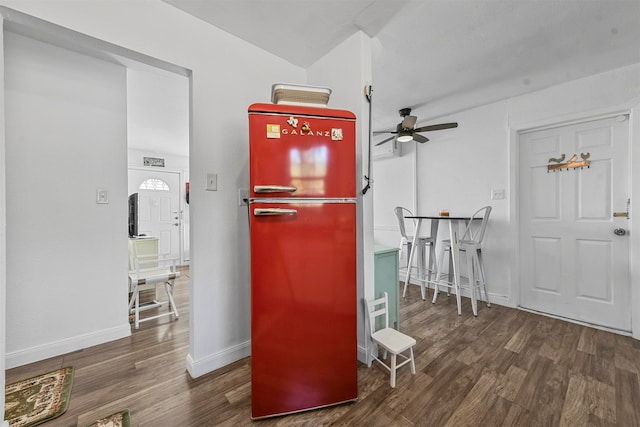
<box><xmin>126</xmin><ymin>66</ymin><xmax>190</xmax><ymax>329</ymax></box>
<box><xmin>126</xmin><ymin>66</ymin><xmax>190</xmax><ymax>266</ymax></box>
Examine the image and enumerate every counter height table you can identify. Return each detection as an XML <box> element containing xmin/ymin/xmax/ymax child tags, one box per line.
<box><xmin>404</xmin><ymin>215</ymin><xmax>480</xmax><ymax>313</ymax></box>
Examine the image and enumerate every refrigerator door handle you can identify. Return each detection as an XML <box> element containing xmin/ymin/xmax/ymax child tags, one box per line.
<box><xmin>254</xmin><ymin>208</ymin><xmax>298</xmax><ymax>216</ymax></box>
<box><xmin>254</xmin><ymin>185</ymin><xmax>297</xmax><ymax>194</ymax></box>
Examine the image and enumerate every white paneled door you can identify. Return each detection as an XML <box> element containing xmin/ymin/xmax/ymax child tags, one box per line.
<box><xmin>519</xmin><ymin>115</ymin><xmax>631</xmax><ymax>331</ymax></box>
<box><xmin>129</xmin><ymin>169</ymin><xmax>181</xmax><ymax>262</ymax></box>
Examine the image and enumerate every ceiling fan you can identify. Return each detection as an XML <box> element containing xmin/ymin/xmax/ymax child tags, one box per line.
<box><xmin>374</xmin><ymin>108</ymin><xmax>458</xmax><ymax>146</ymax></box>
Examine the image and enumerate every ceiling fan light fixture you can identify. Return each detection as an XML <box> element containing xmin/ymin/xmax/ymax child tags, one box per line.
<box><xmin>397</xmin><ymin>131</ymin><xmax>413</xmax><ymax>143</ymax></box>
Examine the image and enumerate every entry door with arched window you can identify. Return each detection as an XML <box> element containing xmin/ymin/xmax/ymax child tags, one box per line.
<box><xmin>129</xmin><ymin>169</ymin><xmax>181</xmax><ymax>262</ymax></box>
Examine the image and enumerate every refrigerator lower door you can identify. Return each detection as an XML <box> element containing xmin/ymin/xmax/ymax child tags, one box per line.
<box><xmin>250</xmin><ymin>201</ymin><xmax>357</xmax><ymax>419</ymax></box>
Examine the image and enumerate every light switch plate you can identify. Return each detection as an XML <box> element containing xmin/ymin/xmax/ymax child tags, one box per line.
<box><xmin>491</xmin><ymin>188</ymin><xmax>505</xmax><ymax>200</ymax></box>
<box><xmin>96</xmin><ymin>188</ymin><xmax>109</xmax><ymax>204</ymax></box>
<box><xmin>206</xmin><ymin>173</ymin><xmax>218</xmax><ymax>191</ymax></box>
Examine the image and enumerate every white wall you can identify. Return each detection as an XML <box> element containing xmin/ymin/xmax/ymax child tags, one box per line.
<box><xmin>373</xmin><ymin>63</ymin><xmax>640</xmax><ymax>325</ymax></box>
<box><xmin>307</xmin><ymin>31</ymin><xmax>374</xmax><ymax>363</ymax></box>
<box><xmin>0</xmin><ymin>0</ymin><xmax>306</xmax><ymax>379</ymax></box>
<box><xmin>372</xmin><ymin>143</ymin><xmax>416</xmax><ymax>241</ymax></box>
<box><xmin>4</xmin><ymin>31</ymin><xmax>131</xmax><ymax>367</ymax></box>
<box><xmin>415</xmin><ymin>101</ymin><xmax>511</xmax><ymax>303</ymax></box>
<box><xmin>0</xmin><ymin>16</ymin><xmax>6</xmax><ymax>426</ymax></box>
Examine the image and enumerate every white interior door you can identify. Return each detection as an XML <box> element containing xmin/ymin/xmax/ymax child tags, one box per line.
<box><xmin>519</xmin><ymin>115</ymin><xmax>631</xmax><ymax>331</ymax></box>
<box><xmin>129</xmin><ymin>169</ymin><xmax>181</xmax><ymax>261</ymax></box>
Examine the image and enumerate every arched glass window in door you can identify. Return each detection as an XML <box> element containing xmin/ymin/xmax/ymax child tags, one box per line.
<box><xmin>139</xmin><ymin>178</ymin><xmax>170</xmax><ymax>191</ymax></box>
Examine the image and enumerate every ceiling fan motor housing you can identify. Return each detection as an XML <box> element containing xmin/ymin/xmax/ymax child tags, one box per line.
<box><xmin>399</xmin><ymin>107</ymin><xmax>412</xmax><ymax>117</ymax></box>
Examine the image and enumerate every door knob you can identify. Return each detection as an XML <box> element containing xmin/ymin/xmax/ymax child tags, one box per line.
<box><xmin>614</xmin><ymin>228</ymin><xmax>626</xmax><ymax>236</ymax></box>
<box><xmin>173</xmin><ymin>223</ymin><xmax>179</xmax><ymax>226</ymax></box>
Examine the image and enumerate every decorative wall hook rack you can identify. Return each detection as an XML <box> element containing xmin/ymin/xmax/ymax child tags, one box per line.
<box><xmin>547</xmin><ymin>152</ymin><xmax>590</xmax><ymax>172</ymax></box>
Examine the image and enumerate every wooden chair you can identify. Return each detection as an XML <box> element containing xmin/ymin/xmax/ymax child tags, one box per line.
<box><xmin>364</xmin><ymin>292</ymin><xmax>416</xmax><ymax>387</ymax></box>
<box><xmin>128</xmin><ymin>239</ymin><xmax>180</xmax><ymax>329</ymax></box>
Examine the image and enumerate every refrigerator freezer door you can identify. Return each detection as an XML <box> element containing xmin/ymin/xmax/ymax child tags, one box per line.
<box><xmin>249</xmin><ymin>108</ymin><xmax>356</xmax><ymax>199</ymax></box>
<box><xmin>250</xmin><ymin>201</ymin><xmax>357</xmax><ymax>418</ymax></box>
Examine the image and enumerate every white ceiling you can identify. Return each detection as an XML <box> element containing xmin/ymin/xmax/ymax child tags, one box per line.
<box><xmin>162</xmin><ymin>0</ymin><xmax>640</xmax><ymax>137</ymax></box>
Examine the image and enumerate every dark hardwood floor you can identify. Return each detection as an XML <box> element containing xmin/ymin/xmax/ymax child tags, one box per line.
<box><xmin>6</xmin><ymin>271</ymin><xmax>640</xmax><ymax>426</ymax></box>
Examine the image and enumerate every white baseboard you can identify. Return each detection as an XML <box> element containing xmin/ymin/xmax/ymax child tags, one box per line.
<box><xmin>403</xmin><ymin>280</ymin><xmax>513</xmax><ymax>308</ymax></box>
<box><xmin>185</xmin><ymin>340</ymin><xmax>369</xmax><ymax>379</ymax></box>
<box><xmin>5</xmin><ymin>323</ymin><xmax>131</xmax><ymax>369</ymax></box>
<box><xmin>186</xmin><ymin>340</ymin><xmax>251</xmax><ymax>379</ymax></box>
<box><xmin>357</xmin><ymin>343</ymin><xmax>368</xmax><ymax>365</ymax></box>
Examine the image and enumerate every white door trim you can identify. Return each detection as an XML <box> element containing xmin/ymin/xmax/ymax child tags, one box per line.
<box><xmin>629</xmin><ymin>104</ymin><xmax>640</xmax><ymax>340</ymax></box>
<box><xmin>509</xmin><ymin>103</ymin><xmax>640</xmax><ymax>339</ymax></box>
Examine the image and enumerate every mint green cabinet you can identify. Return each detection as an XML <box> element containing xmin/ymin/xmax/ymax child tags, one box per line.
<box><xmin>374</xmin><ymin>245</ymin><xmax>400</xmax><ymax>329</ymax></box>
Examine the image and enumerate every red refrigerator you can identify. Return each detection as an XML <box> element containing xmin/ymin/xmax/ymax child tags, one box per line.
<box><xmin>248</xmin><ymin>103</ymin><xmax>358</xmax><ymax>419</ymax></box>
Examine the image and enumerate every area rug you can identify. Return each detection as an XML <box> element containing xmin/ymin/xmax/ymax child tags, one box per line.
<box><xmin>4</xmin><ymin>366</ymin><xmax>74</xmax><ymax>427</ymax></box>
<box><xmin>84</xmin><ymin>409</ymin><xmax>131</xmax><ymax>427</ymax></box>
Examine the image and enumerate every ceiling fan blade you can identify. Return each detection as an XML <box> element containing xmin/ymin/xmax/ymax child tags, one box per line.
<box><xmin>401</xmin><ymin>115</ymin><xmax>417</xmax><ymax>129</ymax></box>
<box><xmin>375</xmin><ymin>135</ymin><xmax>396</xmax><ymax>146</ymax></box>
<box><xmin>413</xmin><ymin>134</ymin><xmax>429</xmax><ymax>143</ymax></box>
<box><xmin>373</xmin><ymin>130</ymin><xmax>397</xmax><ymax>135</ymax></box>
<box><xmin>414</xmin><ymin>122</ymin><xmax>458</xmax><ymax>132</ymax></box>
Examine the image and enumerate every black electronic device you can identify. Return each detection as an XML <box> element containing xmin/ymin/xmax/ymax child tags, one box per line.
<box><xmin>128</xmin><ymin>193</ymin><xmax>138</xmax><ymax>237</ymax></box>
